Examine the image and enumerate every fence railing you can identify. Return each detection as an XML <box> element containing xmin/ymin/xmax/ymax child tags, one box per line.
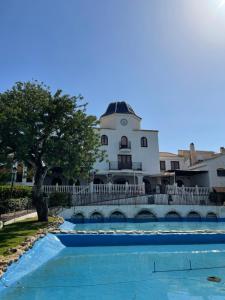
<box><xmin>42</xmin><ymin>182</ymin><xmax>145</xmax><ymax>196</ymax></box>
<box><xmin>40</xmin><ymin>183</ymin><xmax>213</xmax><ymax>206</ymax></box>
<box><xmin>166</xmin><ymin>185</ymin><xmax>210</xmax><ymax>196</ymax></box>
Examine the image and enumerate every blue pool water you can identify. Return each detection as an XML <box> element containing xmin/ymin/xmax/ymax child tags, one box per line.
<box><xmin>2</xmin><ymin>243</ymin><xmax>225</xmax><ymax>299</ymax></box>
<box><xmin>62</xmin><ymin>221</ymin><xmax>225</xmax><ymax>231</ymax></box>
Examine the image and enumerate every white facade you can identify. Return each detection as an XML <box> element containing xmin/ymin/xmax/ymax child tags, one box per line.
<box><xmin>60</xmin><ymin>204</ymin><xmax>224</xmax><ymax>220</ymax></box>
<box><xmin>159</xmin><ymin>152</ymin><xmax>186</xmax><ymax>172</ymax></box>
<box><xmin>188</xmin><ymin>154</ymin><xmax>225</xmax><ymax>188</ymax></box>
<box><xmin>93</xmin><ymin>102</ymin><xmax>160</xmax><ymax>188</ymax></box>
<box><xmin>159</xmin><ymin>144</ymin><xmax>225</xmax><ymax>190</ymax></box>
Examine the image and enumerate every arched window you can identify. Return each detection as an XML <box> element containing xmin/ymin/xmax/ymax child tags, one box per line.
<box><xmin>120</xmin><ymin>136</ymin><xmax>128</xmax><ymax>148</ymax></box>
<box><xmin>217</xmin><ymin>168</ymin><xmax>225</xmax><ymax>177</ymax></box>
<box><xmin>141</xmin><ymin>137</ymin><xmax>148</xmax><ymax>147</ymax></box>
<box><xmin>101</xmin><ymin>135</ymin><xmax>108</xmax><ymax>145</ymax></box>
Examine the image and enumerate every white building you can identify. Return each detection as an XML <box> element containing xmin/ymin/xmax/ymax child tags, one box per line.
<box><xmin>159</xmin><ymin>143</ymin><xmax>225</xmax><ymax>190</ymax></box>
<box><xmin>16</xmin><ymin>101</ymin><xmax>225</xmax><ymax>197</ymax></box>
<box><xmin>93</xmin><ymin>101</ymin><xmax>160</xmax><ymax>192</ymax></box>
<box><xmin>188</xmin><ymin>154</ymin><xmax>225</xmax><ymax>188</ymax></box>
<box><xmin>159</xmin><ymin>152</ymin><xmax>187</xmax><ymax>173</ymax></box>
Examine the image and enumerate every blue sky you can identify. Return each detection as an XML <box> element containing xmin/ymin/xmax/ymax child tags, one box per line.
<box><xmin>1</xmin><ymin>0</ymin><xmax>225</xmax><ymax>152</ymax></box>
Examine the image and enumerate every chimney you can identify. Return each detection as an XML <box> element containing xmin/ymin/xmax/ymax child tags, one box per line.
<box><xmin>220</xmin><ymin>147</ymin><xmax>225</xmax><ymax>154</ymax></box>
<box><xmin>190</xmin><ymin>143</ymin><xmax>197</xmax><ymax>166</ymax></box>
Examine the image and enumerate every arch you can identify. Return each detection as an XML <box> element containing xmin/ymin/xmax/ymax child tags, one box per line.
<box><xmin>187</xmin><ymin>211</ymin><xmax>201</xmax><ymax>221</ymax></box>
<box><xmin>141</xmin><ymin>137</ymin><xmax>148</xmax><ymax>147</ymax></box>
<box><xmin>206</xmin><ymin>212</ymin><xmax>218</xmax><ymax>220</ymax></box>
<box><xmin>135</xmin><ymin>210</ymin><xmax>157</xmax><ymax>221</ymax></box>
<box><xmin>93</xmin><ymin>178</ymin><xmax>104</xmax><ymax>184</ymax></box>
<box><xmin>51</xmin><ymin>177</ymin><xmax>62</xmax><ymax>185</ymax></box>
<box><xmin>90</xmin><ymin>212</ymin><xmax>104</xmax><ymax>221</ymax></box>
<box><xmin>73</xmin><ymin>213</ymin><xmax>84</xmax><ymax>223</ymax></box>
<box><xmin>176</xmin><ymin>180</ymin><xmax>184</xmax><ymax>187</ymax></box>
<box><xmin>68</xmin><ymin>179</ymin><xmax>74</xmax><ymax>185</ymax></box>
<box><xmin>120</xmin><ymin>136</ymin><xmax>128</xmax><ymax>148</ymax></box>
<box><xmin>165</xmin><ymin>211</ymin><xmax>181</xmax><ymax>220</ymax></box>
<box><xmin>101</xmin><ymin>135</ymin><xmax>108</xmax><ymax>145</ymax></box>
<box><xmin>114</xmin><ymin>178</ymin><xmax>127</xmax><ymax>184</ymax></box>
<box><xmin>109</xmin><ymin>210</ymin><xmax>126</xmax><ymax>221</ymax></box>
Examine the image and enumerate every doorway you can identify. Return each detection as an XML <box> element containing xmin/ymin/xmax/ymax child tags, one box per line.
<box><xmin>118</xmin><ymin>155</ymin><xmax>132</xmax><ymax>170</ymax></box>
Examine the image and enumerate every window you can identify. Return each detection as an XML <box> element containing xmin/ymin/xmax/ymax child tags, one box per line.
<box><xmin>120</xmin><ymin>136</ymin><xmax>128</xmax><ymax>148</ymax></box>
<box><xmin>217</xmin><ymin>168</ymin><xmax>225</xmax><ymax>177</ymax></box>
<box><xmin>101</xmin><ymin>135</ymin><xmax>108</xmax><ymax>145</ymax></box>
<box><xmin>160</xmin><ymin>161</ymin><xmax>166</xmax><ymax>171</ymax></box>
<box><xmin>171</xmin><ymin>161</ymin><xmax>180</xmax><ymax>170</ymax></box>
<box><xmin>141</xmin><ymin>137</ymin><xmax>148</xmax><ymax>147</ymax></box>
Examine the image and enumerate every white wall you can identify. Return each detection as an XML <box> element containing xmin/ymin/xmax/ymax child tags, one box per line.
<box><xmin>59</xmin><ymin>204</ymin><xmax>225</xmax><ymax>219</ymax></box>
<box><xmin>159</xmin><ymin>154</ymin><xmax>186</xmax><ymax>171</ymax></box>
<box><xmin>189</xmin><ymin>155</ymin><xmax>225</xmax><ymax>188</ymax></box>
<box><xmin>100</xmin><ymin>113</ymin><xmax>141</xmax><ymax>130</ymax></box>
<box><xmin>94</xmin><ymin>113</ymin><xmax>160</xmax><ymax>175</ymax></box>
<box><xmin>207</xmin><ymin>155</ymin><xmax>225</xmax><ymax>187</ymax></box>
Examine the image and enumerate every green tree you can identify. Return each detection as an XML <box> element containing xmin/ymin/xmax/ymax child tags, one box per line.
<box><xmin>0</xmin><ymin>81</ymin><xmax>103</xmax><ymax>221</ymax></box>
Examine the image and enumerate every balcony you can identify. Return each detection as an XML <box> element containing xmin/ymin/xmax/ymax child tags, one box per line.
<box><xmin>119</xmin><ymin>141</ymin><xmax>131</xmax><ymax>149</ymax></box>
<box><xmin>109</xmin><ymin>161</ymin><xmax>142</xmax><ymax>171</ymax></box>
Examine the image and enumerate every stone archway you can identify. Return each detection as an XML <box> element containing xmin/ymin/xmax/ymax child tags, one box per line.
<box><xmin>73</xmin><ymin>213</ymin><xmax>85</xmax><ymax>223</ymax></box>
<box><xmin>187</xmin><ymin>211</ymin><xmax>201</xmax><ymax>221</ymax></box>
<box><xmin>135</xmin><ymin>210</ymin><xmax>157</xmax><ymax>221</ymax></box>
<box><xmin>109</xmin><ymin>211</ymin><xmax>127</xmax><ymax>221</ymax></box>
<box><xmin>206</xmin><ymin>212</ymin><xmax>218</xmax><ymax>221</ymax></box>
<box><xmin>165</xmin><ymin>211</ymin><xmax>181</xmax><ymax>220</ymax></box>
<box><xmin>90</xmin><ymin>212</ymin><xmax>104</xmax><ymax>221</ymax></box>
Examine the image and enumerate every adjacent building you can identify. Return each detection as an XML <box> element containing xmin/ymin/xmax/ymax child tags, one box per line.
<box><xmin>160</xmin><ymin>143</ymin><xmax>225</xmax><ymax>191</ymax></box>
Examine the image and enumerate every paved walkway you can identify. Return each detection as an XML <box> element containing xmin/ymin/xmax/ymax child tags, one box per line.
<box><xmin>1</xmin><ymin>210</ymin><xmax>37</xmax><ymax>225</ymax></box>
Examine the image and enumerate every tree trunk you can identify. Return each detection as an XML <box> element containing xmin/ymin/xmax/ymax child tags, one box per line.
<box><xmin>33</xmin><ymin>165</ymin><xmax>48</xmax><ymax>222</ymax></box>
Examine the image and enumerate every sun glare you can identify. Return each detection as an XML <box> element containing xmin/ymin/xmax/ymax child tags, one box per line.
<box><xmin>218</xmin><ymin>0</ymin><xmax>225</xmax><ymax>8</ymax></box>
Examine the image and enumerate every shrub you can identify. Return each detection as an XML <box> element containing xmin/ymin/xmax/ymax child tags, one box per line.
<box><xmin>0</xmin><ymin>197</ymin><xmax>32</xmax><ymax>215</ymax></box>
<box><xmin>0</xmin><ymin>185</ymin><xmax>32</xmax><ymax>201</ymax></box>
<box><xmin>0</xmin><ymin>171</ymin><xmax>11</xmax><ymax>184</ymax></box>
<box><xmin>48</xmin><ymin>192</ymin><xmax>72</xmax><ymax>208</ymax></box>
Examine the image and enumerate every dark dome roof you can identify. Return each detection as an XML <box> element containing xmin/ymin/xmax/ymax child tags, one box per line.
<box><xmin>101</xmin><ymin>101</ymin><xmax>140</xmax><ymax>118</ymax></box>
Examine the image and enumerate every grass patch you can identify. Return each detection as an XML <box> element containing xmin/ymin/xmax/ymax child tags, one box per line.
<box><xmin>0</xmin><ymin>217</ymin><xmax>57</xmax><ymax>256</ymax></box>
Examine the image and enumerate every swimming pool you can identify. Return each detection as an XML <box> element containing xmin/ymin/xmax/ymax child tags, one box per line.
<box><xmin>2</xmin><ymin>242</ymin><xmax>225</xmax><ymax>299</ymax></box>
<box><xmin>61</xmin><ymin>221</ymin><xmax>225</xmax><ymax>232</ymax></box>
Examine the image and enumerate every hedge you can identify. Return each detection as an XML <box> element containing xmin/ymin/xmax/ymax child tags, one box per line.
<box><xmin>0</xmin><ymin>198</ymin><xmax>32</xmax><ymax>215</ymax></box>
<box><xmin>48</xmin><ymin>192</ymin><xmax>72</xmax><ymax>208</ymax></box>
<box><xmin>0</xmin><ymin>185</ymin><xmax>32</xmax><ymax>201</ymax></box>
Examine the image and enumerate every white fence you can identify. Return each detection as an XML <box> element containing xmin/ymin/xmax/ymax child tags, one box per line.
<box><xmin>166</xmin><ymin>185</ymin><xmax>210</xmax><ymax>196</ymax></box>
<box><xmin>42</xmin><ymin>183</ymin><xmax>210</xmax><ymax>197</ymax></box>
<box><xmin>42</xmin><ymin>182</ymin><xmax>145</xmax><ymax>196</ymax></box>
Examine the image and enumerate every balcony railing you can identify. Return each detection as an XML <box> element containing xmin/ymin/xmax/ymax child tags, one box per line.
<box><xmin>109</xmin><ymin>161</ymin><xmax>142</xmax><ymax>171</ymax></box>
<box><xmin>119</xmin><ymin>141</ymin><xmax>131</xmax><ymax>149</ymax></box>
